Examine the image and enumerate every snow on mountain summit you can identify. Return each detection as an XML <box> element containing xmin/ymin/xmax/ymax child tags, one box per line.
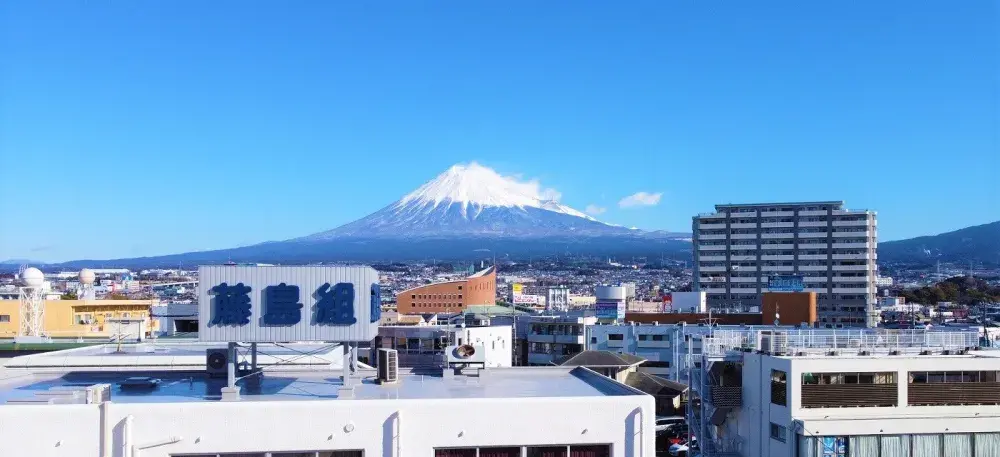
<box><xmin>397</xmin><ymin>162</ymin><xmax>596</xmax><ymax>220</ymax></box>
<box><xmin>299</xmin><ymin>162</ymin><xmax>641</xmax><ymax>240</ymax></box>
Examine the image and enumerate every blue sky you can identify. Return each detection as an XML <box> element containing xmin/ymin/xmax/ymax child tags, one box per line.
<box><xmin>1</xmin><ymin>1</ymin><xmax>997</xmax><ymax>262</ymax></box>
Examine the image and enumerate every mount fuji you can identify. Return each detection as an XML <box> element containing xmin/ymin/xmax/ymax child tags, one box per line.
<box><xmin>301</xmin><ymin>163</ymin><xmax>640</xmax><ymax>239</ymax></box>
<box><xmin>50</xmin><ymin>164</ymin><xmax>691</xmax><ymax>267</ymax></box>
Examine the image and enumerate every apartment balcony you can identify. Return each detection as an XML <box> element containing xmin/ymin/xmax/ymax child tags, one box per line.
<box><xmin>699</xmin><ymin>234</ymin><xmax>727</xmax><ymax>240</ymax></box>
<box><xmin>704</xmin><ymin>287</ymin><xmax>727</xmax><ymax>293</ymax></box>
<box><xmin>606</xmin><ymin>339</ymin><xmax>624</xmax><ymax>348</ymax></box>
<box><xmin>761</xmin><ymin>211</ymin><xmax>795</xmax><ymax>217</ymax></box>
<box><xmin>761</xmin><ymin>222</ymin><xmax>794</xmax><ymax>228</ymax></box>
<box><xmin>799</xmin><ymin>232</ymin><xmax>829</xmax><ymax>238</ymax></box>
<box><xmin>801</xmin><ymin>384</ymin><xmax>897</xmax><ymax>408</ymax></box>
<box><xmin>761</xmin><ymin>265</ymin><xmax>794</xmax><ymax>272</ymax></box>
<box><xmin>833</xmin><ymin>276</ymin><xmax>870</xmax><ymax>283</ymax></box>
<box><xmin>798</xmin><ymin>221</ymin><xmax>828</xmax><ymax>227</ymax></box>
<box><xmin>731</xmin><ymin>233</ymin><xmax>757</xmax><ymax>240</ymax></box>
<box><xmin>833</xmin><ymin>219</ymin><xmax>869</xmax><ymax>227</ymax></box>
<box><xmin>761</xmin><ymin>255</ymin><xmax>794</xmax><ymax>261</ymax></box>
<box><xmin>731</xmin><ymin>245</ymin><xmax>758</xmax><ymax>251</ymax></box>
<box><xmin>699</xmin><ymin>254</ymin><xmax>726</xmax><ymax>260</ymax></box>
<box><xmin>699</xmin><ymin>223</ymin><xmax>726</xmax><ymax>230</ymax></box>
<box><xmin>761</xmin><ymin>233</ymin><xmax>794</xmax><ymax>239</ymax></box>
<box><xmin>833</xmin><ymin>264</ymin><xmax>869</xmax><ymax>271</ymax></box>
<box><xmin>908</xmin><ymin>382</ymin><xmax>1000</xmax><ymax>406</ymax></box>
<box><xmin>761</xmin><ymin>243</ymin><xmax>794</xmax><ymax>250</ymax></box>
<box><xmin>832</xmin><ymin>242</ymin><xmax>870</xmax><ymax>249</ymax></box>
<box><xmin>699</xmin><ymin>245</ymin><xmax>727</xmax><ymax>251</ymax></box>
<box><xmin>731</xmin><ymin>211</ymin><xmax>758</xmax><ymax>217</ymax></box>
<box><xmin>799</xmin><ymin>210</ymin><xmax>829</xmax><ymax>217</ymax></box>
<box><xmin>798</xmin><ymin>254</ymin><xmax>828</xmax><ymax>260</ymax></box>
<box><xmin>731</xmin><ymin>277</ymin><xmax>759</xmax><ymax>283</ymax></box>
<box><xmin>833</xmin><ymin>253</ymin><xmax>871</xmax><ymax>260</ymax></box>
<box><xmin>527</xmin><ymin>352</ymin><xmax>560</xmax><ymax>365</ymax></box>
<box><xmin>806</xmin><ymin>287</ymin><xmax>830</xmax><ymax>293</ymax></box>
<box><xmin>731</xmin><ymin>223</ymin><xmax>757</xmax><ymax>229</ymax></box>
<box><xmin>833</xmin><ymin>287</ymin><xmax>872</xmax><ymax>294</ymax></box>
<box><xmin>730</xmin><ymin>287</ymin><xmax>758</xmax><ymax>294</ymax></box>
<box><xmin>803</xmin><ymin>276</ymin><xmax>827</xmax><ymax>283</ymax></box>
<box><xmin>833</xmin><ymin>230</ymin><xmax>871</xmax><ymax>238</ymax></box>
<box><xmin>799</xmin><ymin>265</ymin><xmax>828</xmax><ymax>271</ymax></box>
<box><xmin>637</xmin><ymin>340</ymin><xmax>671</xmax><ymax>349</ymax></box>
<box><xmin>730</xmin><ymin>265</ymin><xmax>757</xmax><ymax>271</ymax></box>
<box><xmin>553</xmin><ymin>334</ymin><xmax>586</xmax><ymax>344</ymax></box>
<box><xmin>699</xmin><ymin>213</ymin><xmax>726</xmax><ymax>220</ymax></box>
<box><xmin>700</xmin><ymin>266</ymin><xmax>727</xmax><ymax>273</ymax></box>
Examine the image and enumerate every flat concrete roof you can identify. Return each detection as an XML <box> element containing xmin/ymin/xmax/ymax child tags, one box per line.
<box><xmin>0</xmin><ymin>367</ymin><xmax>641</xmax><ymax>404</ymax></box>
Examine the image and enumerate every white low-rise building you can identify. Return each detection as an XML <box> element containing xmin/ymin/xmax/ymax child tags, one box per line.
<box><xmin>0</xmin><ymin>343</ymin><xmax>654</xmax><ymax>457</ymax></box>
<box><xmin>374</xmin><ymin>324</ymin><xmax>512</xmax><ymax>368</ymax></box>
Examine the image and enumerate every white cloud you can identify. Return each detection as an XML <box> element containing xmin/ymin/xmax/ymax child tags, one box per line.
<box><xmin>539</xmin><ymin>188</ymin><xmax>562</xmax><ymax>202</ymax></box>
<box><xmin>618</xmin><ymin>191</ymin><xmax>662</xmax><ymax>208</ymax></box>
<box><xmin>585</xmin><ymin>205</ymin><xmax>607</xmax><ymax>215</ymax></box>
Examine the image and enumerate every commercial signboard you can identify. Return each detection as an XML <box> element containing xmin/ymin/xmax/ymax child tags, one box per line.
<box><xmin>768</xmin><ymin>275</ymin><xmax>805</xmax><ymax>292</ymax></box>
<box><xmin>511</xmin><ymin>283</ymin><xmax>524</xmax><ymax>295</ymax></box>
<box><xmin>198</xmin><ymin>265</ymin><xmax>380</xmax><ymax>342</ymax></box>
<box><xmin>512</xmin><ymin>294</ymin><xmax>541</xmax><ymax>305</ymax></box>
<box><xmin>596</xmin><ymin>301</ymin><xmax>625</xmax><ymax>320</ymax></box>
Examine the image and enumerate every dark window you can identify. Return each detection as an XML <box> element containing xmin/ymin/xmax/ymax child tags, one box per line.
<box><xmin>458</xmin><ymin>286</ymin><xmax>463</xmax><ymax>290</ymax></box>
<box><xmin>0</xmin><ymin>315</ymin><xmax>9</xmax><ymax>323</ymax></box>
<box><xmin>771</xmin><ymin>369</ymin><xmax>787</xmax><ymax>406</ymax></box>
<box><xmin>590</xmin><ymin>337</ymin><xmax>597</xmax><ymax>344</ymax></box>
<box><xmin>652</xmin><ymin>335</ymin><xmax>665</xmax><ymax>341</ymax></box>
<box><xmin>638</xmin><ymin>335</ymin><xmax>649</xmax><ymax>341</ymax></box>
<box><xmin>435</xmin><ymin>449</ymin><xmax>477</xmax><ymax>457</ymax></box>
<box><xmin>411</xmin><ymin>295</ymin><xmax>416</xmax><ymax>299</ymax></box>
<box><xmin>769</xmin><ymin>423</ymin><xmax>787</xmax><ymax>442</ymax></box>
<box><xmin>642</xmin><ymin>361</ymin><xmax>670</xmax><ymax>368</ymax></box>
<box><xmin>527</xmin><ymin>447</ymin><xmax>567</xmax><ymax>457</ymax></box>
<box><xmin>478</xmin><ymin>448</ymin><xmax>521</xmax><ymax>457</ymax></box>
<box><xmin>608</xmin><ymin>334</ymin><xmax>624</xmax><ymax>341</ymax></box>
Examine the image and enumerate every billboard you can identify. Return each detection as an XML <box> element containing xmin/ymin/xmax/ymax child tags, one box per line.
<box><xmin>768</xmin><ymin>275</ymin><xmax>805</xmax><ymax>292</ymax></box>
<box><xmin>512</xmin><ymin>294</ymin><xmax>541</xmax><ymax>305</ymax></box>
<box><xmin>198</xmin><ymin>265</ymin><xmax>380</xmax><ymax>342</ymax></box>
<box><xmin>596</xmin><ymin>301</ymin><xmax>625</xmax><ymax>320</ymax></box>
<box><xmin>512</xmin><ymin>283</ymin><xmax>524</xmax><ymax>295</ymax></box>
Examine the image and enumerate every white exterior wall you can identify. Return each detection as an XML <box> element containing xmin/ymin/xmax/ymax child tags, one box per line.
<box><xmin>668</xmin><ymin>292</ymin><xmax>707</xmax><ymax>313</ymax></box>
<box><xmin>460</xmin><ymin>326</ymin><xmax>513</xmax><ymax>368</ymax></box>
<box><xmin>0</xmin><ymin>393</ymin><xmax>655</xmax><ymax>457</ymax></box>
<box><xmin>739</xmin><ymin>353</ymin><xmax>1000</xmax><ymax>457</ymax></box>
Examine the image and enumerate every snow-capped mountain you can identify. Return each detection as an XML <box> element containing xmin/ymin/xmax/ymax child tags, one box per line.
<box><xmin>302</xmin><ymin>163</ymin><xmax>637</xmax><ymax>239</ymax></box>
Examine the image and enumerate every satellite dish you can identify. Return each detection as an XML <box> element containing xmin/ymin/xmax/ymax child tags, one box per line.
<box><xmin>455</xmin><ymin>344</ymin><xmax>476</xmax><ymax>359</ymax></box>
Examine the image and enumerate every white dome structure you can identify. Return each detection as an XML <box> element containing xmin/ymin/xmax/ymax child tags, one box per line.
<box><xmin>21</xmin><ymin>267</ymin><xmax>44</xmax><ymax>288</ymax></box>
<box><xmin>79</xmin><ymin>268</ymin><xmax>96</xmax><ymax>285</ymax></box>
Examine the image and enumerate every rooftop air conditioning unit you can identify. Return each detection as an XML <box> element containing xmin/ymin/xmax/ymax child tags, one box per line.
<box><xmin>206</xmin><ymin>348</ymin><xmax>229</xmax><ymax>378</ymax></box>
<box><xmin>377</xmin><ymin>348</ymin><xmax>399</xmax><ymax>384</ymax></box>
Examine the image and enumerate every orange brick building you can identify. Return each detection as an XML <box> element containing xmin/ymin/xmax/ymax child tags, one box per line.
<box><xmin>396</xmin><ymin>266</ymin><xmax>496</xmax><ymax>314</ymax></box>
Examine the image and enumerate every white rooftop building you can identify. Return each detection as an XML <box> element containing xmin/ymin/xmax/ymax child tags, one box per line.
<box><xmin>0</xmin><ymin>342</ymin><xmax>654</xmax><ymax>457</ymax></box>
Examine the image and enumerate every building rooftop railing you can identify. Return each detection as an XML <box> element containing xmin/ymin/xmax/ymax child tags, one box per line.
<box><xmin>701</xmin><ymin>328</ymin><xmax>981</xmax><ymax>357</ymax></box>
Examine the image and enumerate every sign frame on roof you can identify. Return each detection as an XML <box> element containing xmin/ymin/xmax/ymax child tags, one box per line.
<box><xmin>198</xmin><ymin>265</ymin><xmax>380</xmax><ymax>343</ymax></box>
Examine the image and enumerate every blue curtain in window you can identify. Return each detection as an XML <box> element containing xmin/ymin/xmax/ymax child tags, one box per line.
<box><xmin>975</xmin><ymin>433</ymin><xmax>1000</xmax><ymax>457</ymax></box>
<box><xmin>848</xmin><ymin>436</ymin><xmax>878</xmax><ymax>457</ymax></box>
<box><xmin>943</xmin><ymin>434</ymin><xmax>971</xmax><ymax>456</ymax></box>
<box><xmin>912</xmin><ymin>434</ymin><xmax>941</xmax><ymax>457</ymax></box>
<box><xmin>880</xmin><ymin>435</ymin><xmax>910</xmax><ymax>457</ymax></box>
<box><xmin>798</xmin><ymin>436</ymin><xmax>818</xmax><ymax>457</ymax></box>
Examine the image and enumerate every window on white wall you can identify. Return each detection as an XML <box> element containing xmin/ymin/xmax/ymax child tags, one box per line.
<box><xmin>770</xmin><ymin>423</ymin><xmax>787</xmax><ymax>442</ymax></box>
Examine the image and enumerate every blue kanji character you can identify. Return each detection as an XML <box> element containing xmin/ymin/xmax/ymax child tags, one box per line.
<box><xmin>209</xmin><ymin>282</ymin><xmax>252</xmax><ymax>326</ymax></box>
<box><xmin>262</xmin><ymin>283</ymin><xmax>302</xmax><ymax>325</ymax></box>
<box><xmin>315</xmin><ymin>282</ymin><xmax>356</xmax><ymax>325</ymax></box>
<box><xmin>370</xmin><ymin>283</ymin><xmax>381</xmax><ymax>323</ymax></box>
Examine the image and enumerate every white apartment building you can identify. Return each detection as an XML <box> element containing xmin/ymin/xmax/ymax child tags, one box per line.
<box><xmin>0</xmin><ymin>343</ymin><xmax>654</xmax><ymax>457</ymax></box>
<box><xmin>693</xmin><ymin>201</ymin><xmax>879</xmax><ymax>327</ymax></box>
<box><xmin>524</xmin><ymin>315</ymin><xmax>596</xmax><ymax>365</ymax></box>
<box><xmin>687</xmin><ymin>328</ymin><xmax>989</xmax><ymax>457</ymax></box>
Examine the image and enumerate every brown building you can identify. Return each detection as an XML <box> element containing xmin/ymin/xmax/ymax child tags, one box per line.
<box><xmin>396</xmin><ymin>266</ymin><xmax>496</xmax><ymax>315</ymax></box>
<box><xmin>625</xmin><ymin>292</ymin><xmax>817</xmax><ymax>327</ymax></box>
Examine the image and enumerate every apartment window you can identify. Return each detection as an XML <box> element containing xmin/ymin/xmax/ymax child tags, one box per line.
<box><xmin>769</xmin><ymin>423</ymin><xmax>787</xmax><ymax>442</ymax></box>
<box><xmin>0</xmin><ymin>315</ymin><xmax>9</xmax><ymax>323</ymax></box>
<box><xmin>638</xmin><ymin>335</ymin><xmax>649</xmax><ymax>341</ymax></box>
<box><xmin>802</xmin><ymin>372</ymin><xmax>896</xmax><ymax>385</ymax></box>
<box><xmin>909</xmin><ymin>371</ymin><xmax>998</xmax><ymax>383</ymax></box>
<box><xmin>608</xmin><ymin>334</ymin><xmax>624</xmax><ymax>341</ymax></box>
<box><xmin>590</xmin><ymin>337</ymin><xmax>597</xmax><ymax>344</ymax></box>
<box><xmin>457</xmin><ymin>286</ymin><xmax>462</xmax><ymax>290</ymax></box>
<box><xmin>652</xmin><ymin>334</ymin><xmax>665</xmax><ymax>341</ymax></box>
<box><xmin>771</xmin><ymin>369</ymin><xmax>787</xmax><ymax>405</ymax></box>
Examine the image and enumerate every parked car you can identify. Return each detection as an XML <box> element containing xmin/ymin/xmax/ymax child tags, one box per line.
<box><xmin>655</xmin><ymin>415</ymin><xmax>686</xmax><ymax>433</ymax></box>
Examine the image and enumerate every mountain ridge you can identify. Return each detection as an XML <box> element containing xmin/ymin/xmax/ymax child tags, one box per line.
<box><xmin>879</xmin><ymin>220</ymin><xmax>1000</xmax><ymax>265</ymax></box>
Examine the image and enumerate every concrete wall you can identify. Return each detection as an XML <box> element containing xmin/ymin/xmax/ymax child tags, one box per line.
<box><xmin>0</xmin><ymin>394</ymin><xmax>655</xmax><ymax>457</ymax></box>
<box><xmin>761</xmin><ymin>292</ymin><xmax>816</xmax><ymax>326</ymax></box>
